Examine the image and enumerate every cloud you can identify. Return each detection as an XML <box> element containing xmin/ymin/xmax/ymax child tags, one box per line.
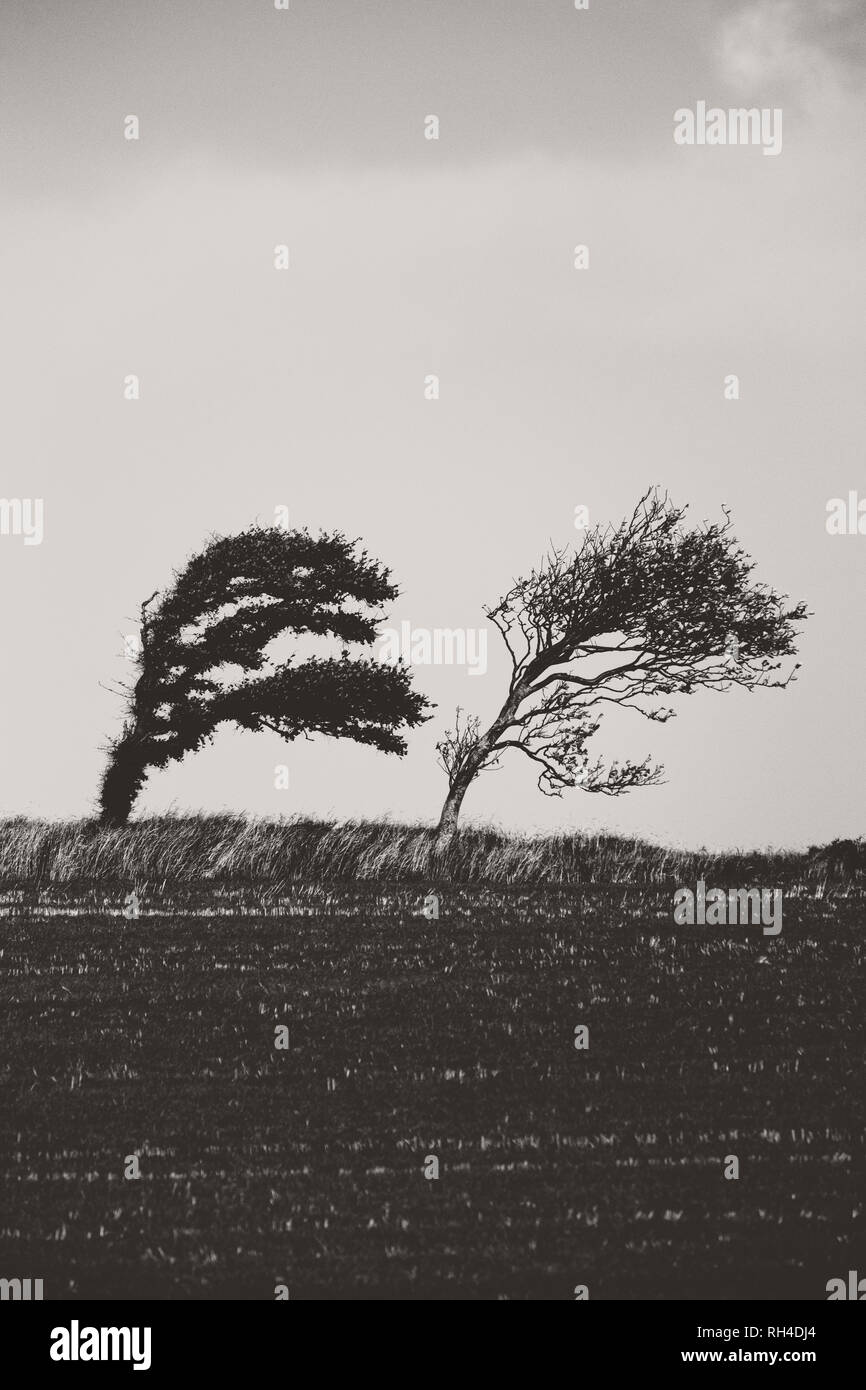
<box><xmin>717</xmin><ymin>0</ymin><xmax>866</xmax><ymax>94</ymax></box>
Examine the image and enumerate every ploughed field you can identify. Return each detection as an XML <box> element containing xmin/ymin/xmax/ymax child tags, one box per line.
<box><xmin>1</xmin><ymin>884</ymin><xmax>863</xmax><ymax>1300</ymax></box>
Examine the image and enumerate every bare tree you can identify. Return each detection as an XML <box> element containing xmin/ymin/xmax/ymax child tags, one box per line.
<box><xmin>435</xmin><ymin>490</ymin><xmax>808</xmax><ymax>844</ymax></box>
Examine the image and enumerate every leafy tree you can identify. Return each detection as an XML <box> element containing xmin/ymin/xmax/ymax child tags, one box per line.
<box><xmin>435</xmin><ymin>490</ymin><xmax>808</xmax><ymax>843</ymax></box>
<box><xmin>98</xmin><ymin>526</ymin><xmax>431</xmax><ymax>825</ymax></box>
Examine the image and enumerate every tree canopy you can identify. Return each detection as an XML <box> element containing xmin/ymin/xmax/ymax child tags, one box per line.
<box><xmin>99</xmin><ymin>526</ymin><xmax>431</xmax><ymax>824</ymax></box>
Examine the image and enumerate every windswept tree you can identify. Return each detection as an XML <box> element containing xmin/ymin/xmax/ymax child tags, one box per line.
<box><xmin>435</xmin><ymin>490</ymin><xmax>808</xmax><ymax>844</ymax></box>
<box><xmin>98</xmin><ymin>526</ymin><xmax>431</xmax><ymax>825</ymax></box>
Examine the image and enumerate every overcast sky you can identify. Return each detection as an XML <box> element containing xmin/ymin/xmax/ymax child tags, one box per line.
<box><xmin>1</xmin><ymin>0</ymin><xmax>864</xmax><ymax>850</ymax></box>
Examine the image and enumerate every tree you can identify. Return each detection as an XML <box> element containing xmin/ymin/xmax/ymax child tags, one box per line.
<box><xmin>435</xmin><ymin>490</ymin><xmax>808</xmax><ymax>844</ymax></box>
<box><xmin>98</xmin><ymin>526</ymin><xmax>431</xmax><ymax>825</ymax></box>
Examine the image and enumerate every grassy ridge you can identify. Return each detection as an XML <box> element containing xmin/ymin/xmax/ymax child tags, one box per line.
<box><xmin>0</xmin><ymin>814</ymin><xmax>862</xmax><ymax>889</ymax></box>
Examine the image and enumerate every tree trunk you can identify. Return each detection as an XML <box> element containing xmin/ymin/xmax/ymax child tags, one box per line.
<box><xmin>435</xmin><ymin>776</ymin><xmax>473</xmax><ymax>848</ymax></box>
<box><xmin>98</xmin><ymin>730</ymin><xmax>150</xmax><ymax>827</ymax></box>
<box><xmin>434</xmin><ymin>700</ymin><xmax>522</xmax><ymax>848</ymax></box>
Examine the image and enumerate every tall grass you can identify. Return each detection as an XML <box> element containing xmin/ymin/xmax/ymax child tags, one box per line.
<box><xmin>0</xmin><ymin>814</ymin><xmax>861</xmax><ymax>889</ymax></box>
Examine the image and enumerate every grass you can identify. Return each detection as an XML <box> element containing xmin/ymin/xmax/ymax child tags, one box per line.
<box><xmin>0</xmin><ymin>814</ymin><xmax>862</xmax><ymax>890</ymax></box>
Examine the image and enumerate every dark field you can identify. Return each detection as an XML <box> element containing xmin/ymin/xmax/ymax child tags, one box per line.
<box><xmin>1</xmin><ymin>884</ymin><xmax>863</xmax><ymax>1301</ymax></box>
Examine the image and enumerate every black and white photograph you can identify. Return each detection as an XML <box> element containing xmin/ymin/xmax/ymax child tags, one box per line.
<box><xmin>1</xmin><ymin>0</ymin><xmax>864</xmax><ymax>1354</ymax></box>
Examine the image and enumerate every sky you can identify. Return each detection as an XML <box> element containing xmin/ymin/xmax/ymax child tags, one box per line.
<box><xmin>1</xmin><ymin>0</ymin><xmax>864</xmax><ymax>850</ymax></box>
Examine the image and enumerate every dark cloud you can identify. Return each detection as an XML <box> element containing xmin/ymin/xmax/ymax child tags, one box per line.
<box><xmin>0</xmin><ymin>0</ymin><xmax>709</xmax><ymax>191</ymax></box>
<box><xmin>718</xmin><ymin>0</ymin><xmax>866</xmax><ymax>90</ymax></box>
